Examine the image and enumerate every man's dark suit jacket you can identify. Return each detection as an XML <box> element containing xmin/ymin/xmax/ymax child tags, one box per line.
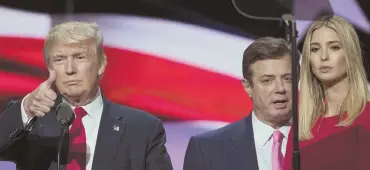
<box><xmin>183</xmin><ymin>115</ymin><xmax>259</xmax><ymax>170</ymax></box>
<box><xmin>0</xmin><ymin>94</ymin><xmax>173</xmax><ymax>170</ymax></box>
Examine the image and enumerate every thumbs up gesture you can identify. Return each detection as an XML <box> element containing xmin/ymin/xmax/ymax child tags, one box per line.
<box><xmin>23</xmin><ymin>70</ymin><xmax>58</xmax><ymax>118</ymax></box>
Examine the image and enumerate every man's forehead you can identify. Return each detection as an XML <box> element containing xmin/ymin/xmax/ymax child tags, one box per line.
<box><xmin>254</xmin><ymin>70</ymin><xmax>292</xmax><ymax>75</ymax></box>
<box><xmin>49</xmin><ymin>42</ymin><xmax>93</xmax><ymax>54</ymax></box>
<box><xmin>251</xmin><ymin>57</ymin><xmax>291</xmax><ymax>76</ymax></box>
<box><xmin>256</xmin><ymin>72</ymin><xmax>291</xmax><ymax>78</ymax></box>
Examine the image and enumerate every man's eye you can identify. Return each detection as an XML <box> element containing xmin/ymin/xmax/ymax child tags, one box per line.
<box><xmin>284</xmin><ymin>77</ymin><xmax>292</xmax><ymax>81</ymax></box>
<box><xmin>262</xmin><ymin>79</ymin><xmax>270</xmax><ymax>83</ymax></box>
<box><xmin>54</xmin><ymin>58</ymin><xmax>63</xmax><ymax>62</ymax></box>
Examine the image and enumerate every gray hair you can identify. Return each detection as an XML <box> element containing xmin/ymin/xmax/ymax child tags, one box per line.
<box><xmin>43</xmin><ymin>21</ymin><xmax>106</xmax><ymax>67</ymax></box>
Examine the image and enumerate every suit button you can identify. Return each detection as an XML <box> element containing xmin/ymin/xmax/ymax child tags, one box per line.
<box><xmin>10</xmin><ymin>128</ymin><xmax>20</xmax><ymax>139</ymax></box>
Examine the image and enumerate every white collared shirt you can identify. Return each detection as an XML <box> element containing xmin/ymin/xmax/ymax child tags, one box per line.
<box><xmin>21</xmin><ymin>89</ymin><xmax>104</xmax><ymax>170</ymax></box>
<box><xmin>251</xmin><ymin>112</ymin><xmax>290</xmax><ymax>170</ymax></box>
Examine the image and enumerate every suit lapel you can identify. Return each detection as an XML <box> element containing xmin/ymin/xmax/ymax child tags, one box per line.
<box><xmin>91</xmin><ymin>99</ymin><xmax>127</xmax><ymax>170</ymax></box>
<box><xmin>224</xmin><ymin>115</ymin><xmax>259</xmax><ymax>170</ymax></box>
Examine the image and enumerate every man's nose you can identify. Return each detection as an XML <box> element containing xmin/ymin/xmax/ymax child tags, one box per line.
<box><xmin>275</xmin><ymin>80</ymin><xmax>286</xmax><ymax>93</ymax></box>
<box><xmin>65</xmin><ymin>58</ymin><xmax>77</xmax><ymax>75</ymax></box>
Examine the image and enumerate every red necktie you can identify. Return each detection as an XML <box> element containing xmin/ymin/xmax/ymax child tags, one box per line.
<box><xmin>66</xmin><ymin>107</ymin><xmax>87</xmax><ymax>170</ymax></box>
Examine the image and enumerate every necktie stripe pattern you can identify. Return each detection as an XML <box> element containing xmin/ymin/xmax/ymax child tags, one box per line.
<box><xmin>66</xmin><ymin>107</ymin><xmax>87</xmax><ymax>170</ymax></box>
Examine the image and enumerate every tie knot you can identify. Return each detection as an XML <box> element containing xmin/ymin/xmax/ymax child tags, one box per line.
<box><xmin>74</xmin><ymin>107</ymin><xmax>88</xmax><ymax>119</ymax></box>
<box><xmin>272</xmin><ymin>130</ymin><xmax>284</xmax><ymax>143</ymax></box>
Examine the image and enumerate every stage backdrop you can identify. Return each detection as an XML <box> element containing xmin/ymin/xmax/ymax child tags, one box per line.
<box><xmin>1</xmin><ymin>0</ymin><xmax>370</xmax><ymax>169</ymax></box>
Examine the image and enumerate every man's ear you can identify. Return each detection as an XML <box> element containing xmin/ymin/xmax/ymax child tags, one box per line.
<box><xmin>98</xmin><ymin>56</ymin><xmax>107</xmax><ymax>77</ymax></box>
<box><xmin>241</xmin><ymin>79</ymin><xmax>253</xmax><ymax>98</ymax></box>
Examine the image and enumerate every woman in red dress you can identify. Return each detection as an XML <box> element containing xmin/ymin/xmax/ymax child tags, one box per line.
<box><xmin>283</xmin><ymin>15</ymin><xmax>370</xmax><ymax>170</ymax></box>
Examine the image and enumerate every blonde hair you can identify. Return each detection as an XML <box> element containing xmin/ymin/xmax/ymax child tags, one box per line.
<box><xmin>299</xmin><ymin>15</ymin><xmax>370</xmax><ymax>140</ymax></box>
<box><xmin>43</xmin><ymin>21</ymin><xmax>107</xmax><ymax>67</ymax></box>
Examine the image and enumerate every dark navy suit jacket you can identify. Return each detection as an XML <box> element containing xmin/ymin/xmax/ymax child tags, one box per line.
<box><xmin>0</xmin><ymin>94</ymin><xmax>173</xmax><ymax>170</ymax></box>
<box><xmin>183</xmin><ymin>115</ymin><xmax>259</xmax><ymax>170</ymax></box>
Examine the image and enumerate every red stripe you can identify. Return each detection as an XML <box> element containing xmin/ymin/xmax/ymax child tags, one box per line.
<box><xmin>0</xmin><ymin>71</ymin><xmax>43</xmax><ymax>98</ymax></box>
<box><xmin>0</xmin><ymin>36</ymin><xmax>47</xmax><ymax>69</ymax></box>
<box><xmin>0</xmin><ymin>36</ymin><xmax>253</xmax><ymax>122</ymax></box>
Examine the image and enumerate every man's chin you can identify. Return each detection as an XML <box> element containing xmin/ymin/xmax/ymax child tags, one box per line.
<box><xmin>61</xmin><ymin>91</ymin><xmax>84</xmax><ymax>99</ymax></box>
<box><xmin>270</xmin><ymin>109</ymin><xmax>291</xmax><ymax>119</ymax></box>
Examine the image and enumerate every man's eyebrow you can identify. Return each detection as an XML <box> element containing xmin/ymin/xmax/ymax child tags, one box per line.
<box><xmin>282</xmin><ymin>73</ymin><xmax>292</xmax><ymax>77</ymax></box>
<box><xmin>260</xmin><ymin>74</ymin><xmax>275</xmax><ymax>78</ymax></box>
<box><xmin>72</xmin><ymin>52</ymin><xmax>82</xmax><ymax>57</ymax></box>
<box><xmin>53</xmin><ymin>54</ymin><xmax>66</xmax><ymax>58</ymax></box>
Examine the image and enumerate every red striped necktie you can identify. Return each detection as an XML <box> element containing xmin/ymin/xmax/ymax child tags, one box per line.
<box><xmin>66</xmin><ymin>106</ymin><xmax>87</xmax><ymax>170</ymax></box>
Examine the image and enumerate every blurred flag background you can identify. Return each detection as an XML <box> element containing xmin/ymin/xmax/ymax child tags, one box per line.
<box><xmin>0</xmin><ymin>0</ymin><xmax>369</xmax><ymax>169</ymax></box>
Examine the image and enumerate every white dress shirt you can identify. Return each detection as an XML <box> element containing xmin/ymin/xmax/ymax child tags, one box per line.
<box><xmin>251</xmin><ymin>112</ymin><xmax>290</xmax><ymax>170</ymax></box>
<box><xmin>21</xmin><ymin>89</ymin><xmax>104</xmax><ymax>170</ymax></box>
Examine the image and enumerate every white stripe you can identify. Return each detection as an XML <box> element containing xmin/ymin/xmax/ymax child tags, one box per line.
<box><xmin>0</xmin><ymin>6</ymin><xmax>253</xmax><ymax>78</ymax></box>
<box><xmin>51</xmin><ymin>14</ymin><xmax>253</xmax><ymax>78</ymax></box>
<box><xmin>1</xmin><ymin>5</ymin><xmax>368</xmax><ymax>79</ymax></box>
<box><xmin>0</xmin><ymin>6</ymin><xmax>51</xmax><ymax>38</ymax></box>
<box><xmin>0</xmin><ymin>7</ymin><xmax>311</xmax><ymax>78</ymax></box>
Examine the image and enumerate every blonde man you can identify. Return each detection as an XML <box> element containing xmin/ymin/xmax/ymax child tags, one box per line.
<box><xmin>0</xmin><ymin>21</ymin><xmax>173</xmax><ymax>170</ymax></box>
<box><xmin>283</xmin><ymin>15</ymin><xmax>370</xmax><ymax>170</ymax></box>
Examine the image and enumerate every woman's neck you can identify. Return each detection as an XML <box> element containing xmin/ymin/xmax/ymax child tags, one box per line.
<box><xmin>323</xmin><ymin>77</ymin><xmax>349</xmax><ymax>117</ymax></box>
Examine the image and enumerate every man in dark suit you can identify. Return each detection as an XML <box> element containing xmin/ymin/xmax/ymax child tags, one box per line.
<box><xmin>0</xmin><ymin>21</ymin><xmax>173</xmax><ymax>170</ymax></box>
<box><xmin>183</xmin><ymin>37</ymin><xmax>293</xmax><ymax>170</ymax></box>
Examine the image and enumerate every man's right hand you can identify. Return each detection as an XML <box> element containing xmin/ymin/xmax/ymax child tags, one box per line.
<box><xmin>23</xmin><ymin>70</ymin><xmax>58</xmax><ymax>118</ymax></box>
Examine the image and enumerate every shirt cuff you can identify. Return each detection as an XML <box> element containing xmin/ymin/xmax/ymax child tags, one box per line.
<box><xmin>21</xmin><ymin>94</ymin><xmax>34</xmax><ymax>127</ymax></box>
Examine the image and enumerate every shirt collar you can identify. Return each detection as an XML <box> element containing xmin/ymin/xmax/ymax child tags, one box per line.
<box><xmin>251</xmin><ymin>111</ymin><xmax>290</xmax><ymax>149</ymax></box>
<box><xmin>62</xmin><ymin>87</ymin><xmax>104</xmax><ymax>118</ymax></box>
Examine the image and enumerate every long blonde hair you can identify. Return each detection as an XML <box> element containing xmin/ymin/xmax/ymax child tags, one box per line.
<box><xmin>299</xmin><ymin>15</ymin><xmax>370</xmax><ymax>140</ymax></box>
